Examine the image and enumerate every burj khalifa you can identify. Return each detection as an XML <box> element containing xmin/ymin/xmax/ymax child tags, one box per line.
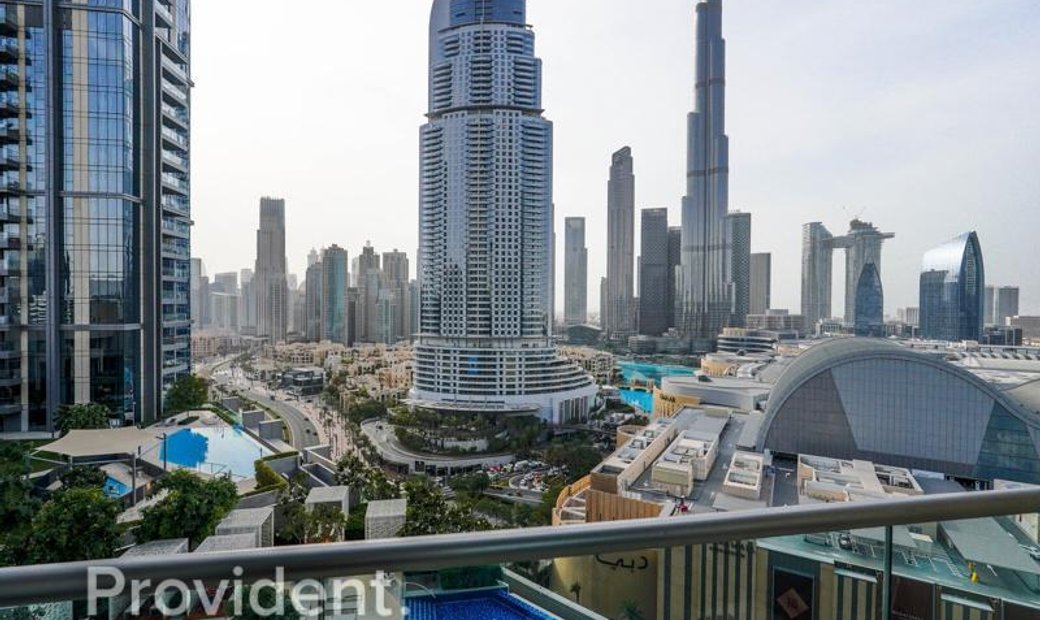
<box><xmin>677</xmin><ymin>0</ymin><xmax>737</xmax><ymax>345</ymax></box>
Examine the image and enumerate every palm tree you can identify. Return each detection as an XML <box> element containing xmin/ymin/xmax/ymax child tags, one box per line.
<box><xmin>619</xmin><ymin>600</ymin><xmax>644</xmax><ymax>620</ymax></box>
<box><xmin>569</xmin><ymin>582</ymin><xmax>582</xmax><ymax>604</ymax></box>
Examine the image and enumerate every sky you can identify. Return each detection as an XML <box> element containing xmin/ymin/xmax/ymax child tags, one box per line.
<box><xmin>191</xmin><ymin>0</ymin><xmax>1040</xmax><ymax>317</ymax></box>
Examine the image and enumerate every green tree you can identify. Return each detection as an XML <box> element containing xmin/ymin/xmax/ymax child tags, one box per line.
<box><xmin>448</xmin><ymin>473</ymin><xmax>491</xmax><ymax>501</ymax></box>
<box><xmin>27</xmin><ymin>488</ymin><xmax>121</xmax><ymax>564</ymax></box>
<box><xmin>305</xmin><ymin>504</ymin><xmax>347</xmax><ymax>543</ymax></box>
<box><xmin>165</xmin><ymin>375</ymin><xmax>211</xmax><ymax>413</ymax></box>
<box><xmin>545</xmin><ymin>444</ymin><xmax>603</xmax><ymax>483</ymax></box>
<box><xmin>335</xmin><ymin>453</ymin><xmax>399</xmax><ymax>502</ymax></box>
<box><xmin>619</xmin><ymin>600</ymin><xmax>645</xmax><ymax>620</ymax></box>
<box><xmin>232</xmin><ymin>585</ymin><xmax>300</xmax><ymax>620</ymax></box>
<box><xmin>58</xmin><ymin>466</ymin><xmax>108</xmax><ymax>491</ymax></box>
<box><xmin>136</xmin><ymin>470</ymin><xmax>237</xmax><ymax>548</ymax></box>
<box><xmin>277</xmin><ymin>474</ymin><xmax>311</xmax><ymax>545</ymax></box>
<box><xmin>400</xmin><ymin>477</ymin><xmax>490</xmax><ymax>537</ymax></box>
<box><xmin>55</xmin><ymin>403</ymin><xmax>111</xmax><ymax>434</ymax></box>
<box><xmin>0</xmin><ymin>442</ymin><xmax>39</xmax><ymax>567</ymax></box>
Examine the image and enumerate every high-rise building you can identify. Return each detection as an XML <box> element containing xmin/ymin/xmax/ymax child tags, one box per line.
<box><xmin>347</xmin><ymin>287</ymin><xmax>359</xmax><ymax>346</ymax></box>
<box><xmin>726</xmin><ymin>211</ymin><xmax>752</xmax><ymax>329</ymax></box>
<box><xmin>355</xmin><ymin>243</ymin><xmax>380</xmax><ymax>344</ymax></box>
<box><xmin>677</xmin><ymin>0</ymin><xmax>736</xmax><ymax>346</ymax></box>
<box><xmin>413</xmin><ymin>0</ymin><xmax>596</xmax><ymax>424</ymax></box>
<box><xmin>749</xmin><ymin>253</ymin><xmax>771</xmax><ymax>315</ymax></box>
<box><xmin>832</xmin><ymin>219</ymin><xmax>894</xmax><ymax>328</ymax></box>
<box><xmin>238</xmin><ymin>269</ymin><xmax>256</xmax><ymax>335</ymax></box>
<box><xmin>213</xmin><ymin>272</ymin><xmax>239</xmax><ymax>296</ymax></box>
<box><xmin>382</xmin><ymin>250</ymin><xmax>410</xmax><ymax>344</ymax></box>
<box><xmin>210</xmin><ymin>293</ymin><xmax>238</xmax><ymax>332</ymax></box>
<box><xmin>564</xmin><ymin>217</ymin><xmax>588</xmax><ymax>326</ymax></box>
<box><xmin>667</xmin><ymin>227</ymin><xmax>682</xmax><ymax>331</ymax></box>
<box><xmin>190</xmin><ymin>258</ymin><xmax>205</xmax><ymax>326</ymax></box>
<box><xmin>801</xmin><ymin>222</ymin><xmax>834</xmax><ymax>328</ymax></box>
<box><xmin>639</xmin><ymin>209</ymin><xmax>670</xmax><ymax>336</ymax></box>
<box><xmin>0</xmin><ymin>0</ymin><xmax>192</xmax><ymax>431</ymax></box>
<box><xmin>920</xmin><ymin>232</ymin><xmax>985</xmax><ymax>342</ymax></box>
<box><xmin>408</xmin><ymin>280</ymin><xmax>421</xmax><ymax>342</ymax></box>
<box><xmin>604</xmin><ymin>147</ymin><xmax>635</xmax><ymax>338</ymax></box>
<box><xmin>320</xmin><ymin>246</ymin><xmax>349</xmax><ymax>345</ymax></box>
<box><xmin>987</xmin><ymin>286</ymin><xmax>1020</xmax><ymax>326</ymax></box>
<box><xmin>853</xmin><ymin>262</ymin><xmax>884</xmax><ymax>336</ymax></box>
<box><xmin>304</xmin><ymin>260</ymin><xmax>323</xmax><ymax>342</ymax></box>
<box><xmin>254</xmin><ymin>197</ymin><xmax>288</xmax><ymax>343</ymax></box>
<box><xmin>307</xmin><ymin>248</ymin><xmax>320</xmax><ymax>269</ymax></box>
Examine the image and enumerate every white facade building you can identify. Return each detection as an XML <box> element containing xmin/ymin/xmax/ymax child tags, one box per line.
<box><xmin>412</xmin><ymin>0</ymin><xmax>596</xmax><ymax>424</ymax></box>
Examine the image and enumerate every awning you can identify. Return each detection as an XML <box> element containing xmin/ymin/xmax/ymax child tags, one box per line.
<box><xmin>34</xmin><ymin>427</ymin><xmax>163</xmax><ymax>459</ymax></box>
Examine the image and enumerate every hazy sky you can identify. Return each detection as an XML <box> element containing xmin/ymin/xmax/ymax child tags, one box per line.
<box><xmin>191</xmin><ymin>0</ymin><xmax>1040</xmax><ymax>316</ymax></box>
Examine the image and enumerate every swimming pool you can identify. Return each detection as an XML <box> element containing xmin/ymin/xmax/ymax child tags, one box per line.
<box><xmin>102</xmin><ymin>476</ymin><xmax>130</xmax><ymax>499</ymax></box>
<box><xmin>618</xmin><ymin>361</ymin><xmax>695</xmax><ymax>386</ymax></box>
<box><xmin>160</xmin><ymin>426</ymin><xmax>272</xmax><ymax>479</ymax></box>
<box><xmin>619</xmin><ymin>388</ymin><xmax>654</xmax><ymax>413</ymax></box>
<box><xmin>407</xmin><ymin>588</ymin><xmax>557</xmax><ymax>620</ymax></box>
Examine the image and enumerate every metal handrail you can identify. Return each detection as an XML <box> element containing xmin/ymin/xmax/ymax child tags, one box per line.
<box><xmin>0</xmin><ymin>487</ymin><xmax>1038</xmax><ymax>607</ymax></box>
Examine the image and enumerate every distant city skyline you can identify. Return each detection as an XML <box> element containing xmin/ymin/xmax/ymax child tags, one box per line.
<box><xmin>190</xmin><ymin>1</ymin><xmax>1040</xmax><ymax>316</ymax></box>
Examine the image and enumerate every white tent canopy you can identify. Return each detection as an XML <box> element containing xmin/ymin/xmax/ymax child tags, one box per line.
<box><xmin>35</xmin><ymin>427</ymin><xmax>163</xmax><ymax>459</ymax></box>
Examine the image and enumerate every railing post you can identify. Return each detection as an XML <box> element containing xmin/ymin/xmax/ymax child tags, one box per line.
<box><xmin>882</xmin><ymin>524</ymin><xmax>893</xmax><ymax>620</ymax></box>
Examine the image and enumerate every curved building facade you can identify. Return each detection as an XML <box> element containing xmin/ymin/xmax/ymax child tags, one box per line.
<box><xmin>757</xmin><ymin>339</ymin><xmax>1040</xmax><ymax>483</ymax></box>
<box><xmin>853</xmin><ymin>262</ymin><xmax>884</xmax><ymax>336</ymax></box>
<box><xmin>413</xmin><ymin>0</ymin><xmax>595</xmax><ymax>423</ymax></box>
<box><xmin>919</xmin><ymin>231</ymin><xmax>985</xmax><ymax>342</ymax></box>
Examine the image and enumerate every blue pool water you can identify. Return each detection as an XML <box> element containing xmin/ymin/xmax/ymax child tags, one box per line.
<box><xmin>407</xmin><ymin>589</ymin><xmax>556</xmax><ymax>620</ymax></box>
<box><xmin>160</xmin><ymin>426</ymin><xmax>271</xmax><ymax>479</ymax></box>
<box><xmin>619</xmin><ymin>388</ymin><xmax>654</xmax><ymax>413</ymax></box>
<box><xmin>618</xmin><ymin>361</ymin><xmax>695</xmax><ymax>385</ymax></box>
<box><xmin>102</xmin><ymin>476</ymin><xmax>130</xmax><ymax>498</ymax></box>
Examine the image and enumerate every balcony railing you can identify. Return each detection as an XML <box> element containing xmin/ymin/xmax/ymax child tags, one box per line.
<box><xmin>0</xmin><ymin>487</ymin><xmax>1036</xmax><ymax>612</ymax></box>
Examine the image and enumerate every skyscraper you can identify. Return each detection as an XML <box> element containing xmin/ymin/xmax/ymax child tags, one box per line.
<box><xmin>355</xmin><ymin>243</ymin><xmax>380</xmax><ymax>344</ymax></box>
<box><xmin>987</xmin><ymin>286</ymin><xmax>1020</xmax><ymax>326</ymax></box>
<box><xmin>853</xmin><ymin>262</ymin><xmax>885</xmax><ymax>337</ymax></box>
<box><xmin>305</xmin><ymin>260</ymin><xmax>324</xmax><ymax>342</ymax></box>
<box><xmin>605</xmin><ymin>147</ymin><xmax>635</xmax><ymax>338</ymax></box>
<box><xmin>677</xmin><ymin>0</ymin><xmax>735</xmax><ymax>346</ymax></box>
<box><xmin>564</xmin><ymin>217</ymin><xmax>588</xmax><ymax>326</ymax></box>
<box><xmin>833</xmin><ymin>219</ymin><xmax>894</xmax><ymax>327</ymax></box>
<box><xmin>920</xmin><ymin>232</ymin><xmax>985</xmax><ymax>342</ymax></box>
<box><xmin>413</xmin><ymin>0</ymin><xmax>596</xmax><ymax>424</ymax></box>
<box><xmin>320</xmin><ymin>246</ymin><xmax>349</xmax><ymax>345</ymax></box>
<box><xmin>801</xmin><ymin>222</ymin><xmax>834</xmax><ymax>328</ymax></box>
<box><xmin>639</xmin><ymin>208</ymin><xmax>670</xmax><ymax>336</ymax></box>
<box><xmin>726</xmin><ymin>211</ymin><xmax>752</xmax><ymax>329</ymax></box>
<box><xmin>382</xmin><ymin>250</ymin><xmax>410</xmax><ymax>344</ymax></box>
<box><xmin>190</xmin><ymin>259</ymin><xmax>206</xmax><ymax>326</ymax></box>
<box><xmin>667</xmin><ymin>227</ymin><xmax>682</xmax><ymax>331</ymax></box>
<box><xmin>750</xmin><ymin>253</ymin><xmax>771</xmax><ymax>315</ymax></box>
<box><xmin>239</xmin><ymin>269</ymin><xmax>256</xmax><ymax>335</ymax></box>
<box><xmin>0</xmin><ymin>1</ymin><xmax>192</xmax><ymax>431</ymax></box>
<box><xmin>254</xmin><ymin>198</ymin><xmax>288</xmax><ymax>343</ymax></box>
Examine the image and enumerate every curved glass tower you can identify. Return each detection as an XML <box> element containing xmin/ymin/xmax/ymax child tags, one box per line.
<box><xmin>919</xmin><ymin>232</ymin><xmax>985</xmax><ymax>342</ymax></box>
<box><xmin>853</xmin><ymin>262</ymin><xmax>884</xmax><ymax>337</ymax></box>
<box><xmin>413</xmin><ymin>0</ymin><xmax>595</xmax><ymax>424</ymax></box>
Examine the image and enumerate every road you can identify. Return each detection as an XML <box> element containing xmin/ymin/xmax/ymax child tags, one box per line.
<box><xmin>211</xmin><ymin>371</ymin><xmax>321</xmax><ymax>450</ymax></box>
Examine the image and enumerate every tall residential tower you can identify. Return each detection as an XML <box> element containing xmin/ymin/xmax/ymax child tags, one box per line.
<box><xmin>413</xmin><ymin>0</ymin><xmax>595</xmax><ymax>424</ymax></box>
<box><xmin>564</xmin><ymin>217</ymin><xmax>588</xmax><ymax>326</ymax></box>
<box><xmin>604</xmin><ymin>147</ymin><xmax>635</xmax><ymax>338</ymax></box>
<box><xmin>254</xmin><ymin>198</ymin><xmax>288</xmax><ymax>343</ymax></box>
<box><xmin>0</xmin><ymin>1</ymin><xmax>192</xmax><ymax>432</ymax></box>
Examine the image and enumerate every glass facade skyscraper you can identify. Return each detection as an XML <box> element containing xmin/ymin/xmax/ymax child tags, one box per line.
<box><xmin>0</xmin><ymin>1</ymin><xmax>190</xmax><ymax>432</ymax></box>
<box><xmin>563</xmin><ymin>217</ymin><xmax>587</xmax><ymax>326</ymax></box>
<box><xmin>320</xmin><ymin>245</ymin><xmax>348</xmax><ymax>345</ymax></box>
<box><xmin>414</xmin><ymin>0</ymin><xmax>595</xmax><ymax>424</ymax></box>
<box><xmin>920</xmin><ymin>231</ymin><xmax>985</xmax><ymax>342</ymax></box>
<box><xmin>638</xmin><ymin>208</ymin><xmax>669</xmax><ymax>337</ymax></box>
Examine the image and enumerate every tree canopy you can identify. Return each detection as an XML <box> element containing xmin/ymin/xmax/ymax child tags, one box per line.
<box><xmin>136</xmin><ymin>470</ymin><xmax>237</xmax><ymax>548</ymax></box>
<box><xmin>165</xmin><ymin>375</ymin><xmax>211</xmax><ymax>414</ymax></box>
<box><xmin>27</xmin><ymin>488</ymin><xmax>121</xmax><ymax>565</ymax></box>
<box><xmin>55</xmin><ymin>403</ymin><xmax>112</xmax><ymax>434</ymax></box>
<box><xmin>400</xmin><ymin>477</ymin><xmax>490</xmax><ymax>537</ymax></box>
<box><xmin>58</xmin><ymin>466</ymin><xmax>108</xmax><ymax>491</ymax></box>
<box><xmin>0</xmin><ymin>442</ymin><xmax>40</xmax><ymax>567</ymax></box>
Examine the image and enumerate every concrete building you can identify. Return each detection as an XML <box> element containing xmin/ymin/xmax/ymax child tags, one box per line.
<box><xmin>677</xmin><ymin>0</ymin><xmax>736</xmax><ymax>346</ymax></box>
<box><xmin>988</xmin><ymin>285</ymin><xmax>1020</xmax><ymax>326</ymax></box>
<box><xmin>254</xmin><ymin>197</ymin><xmax>289</xmax><ymax>344</ymax></box>
<box><xmin>800</xmin><ymin>222</ymin><xmax>834</xmax><ymax>328</ymax></box>
<box><xmin>1010</xmin><ymin>316</ymin><xmax>1040</xmax><ymax>343</ymax></box>
<box><xmin>726</xmin><ymin>211</ymin><xmax>752</xmax><ymax>329</ymax></box>
<box><xmin>304</xmin><ymin>259</ymin><xmax>323</xmax><ymax>342</ymax></box>
<box><xmin>412</xmin><ymin>0</ymin><xmax>596</xmax><ymax>423</ymax></box>
<box><xmin>355</xmin><ymin>243</ymin><xmax>381</xmax><ymax>344</ymax></box>
<box><xmin>382</xmin><ymin>250</ymin><xmax>410</xmax><ymax>344</ymax></box>
<box><xmin>639</xmin><ymin>208</ymin><xmax>670</xmax><ymax>336</ymax></box>
<box><xmin>365</xmin><ymin>499</ymin><xmax>407</xmax><ymax>541</ymax></box>
<box><xmin>320</xmin><ymin>246</ymin><xmax>349</xmax><ymax>345</ymax></box>
<box><xmin>209</xmin><ymin>293</ymin><xmax>238</xmax><ymax>332</ymax></box>
<box><xmin>920</xmin><ymin>232</ymin><xmax>985</xmax><ymax>342</ymax></box>
<box><xmin>564</xmin><ymin>217</ymin><xmax>588</xmax><ymax>326</ymax></box>
<box><xmin>238</xmin><ymin>269</ymin><xmax>257</xmax><ymax>336</ymax></box>
<box><xmin>605</xmin><ymin>147</ymin><xmax>636</xmax><ymax>338</ymax></box>
<box><xmin>0</xmin><ymin>0</ymin><xmax>193</xmax><ymax>431</ymax></box>
<box><xmin>746</xmin><ymin>309</ymin><xmax>806</xmax><ymax>335</ymax></box>
<box><xmin>667</xmin><ymin>226</ymin><xmax>682</xmax><ymax>331</ymax></box>
<box><xmin>749</xmin><ymin>253</ymin><xmax>771</xmax><ymax>316</ymax></box>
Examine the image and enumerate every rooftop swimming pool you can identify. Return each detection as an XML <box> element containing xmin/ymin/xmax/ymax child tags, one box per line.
<box><xmin>102</xmin><ymin>476</ymin><xmax>130</xmax><ymax>499</ymax></box>
<box><xmin>407</xmin><ymin>588</ymin><xmax>557</xmax><ymax>620</ymax></box>
<box><xmin>160</xmin><ymin>426</ymin><xmax>272</xmax><ymax>480</ymax></box>
<box><xmin>618</xmin><ymin>361</ymin><xmax>695</xmax><ymax>386</ymax></box>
